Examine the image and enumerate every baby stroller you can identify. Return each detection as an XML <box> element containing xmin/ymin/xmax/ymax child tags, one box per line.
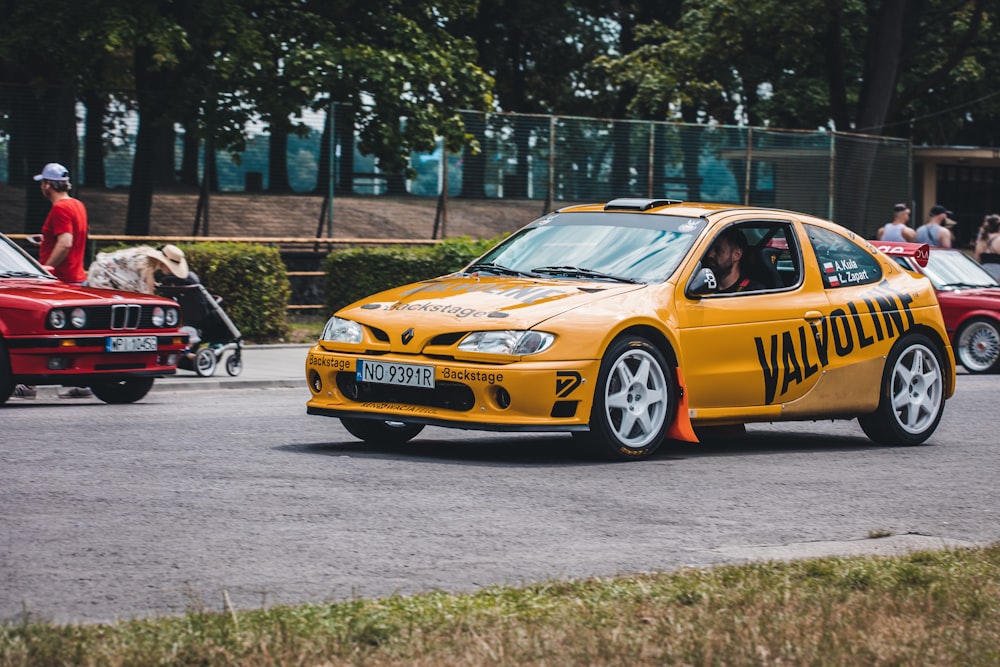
<box><xmin>157</xmin><ymin>283</ymin><xmax>243</xmax><ymax>377</ymax></box>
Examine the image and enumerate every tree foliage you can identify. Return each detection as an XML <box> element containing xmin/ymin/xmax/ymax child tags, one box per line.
<box><xmin>599</xmin><ymin>0</ymin><xmax>998</xmax><ymax>144</ymax></box>
<box><xmin>3</xmin><ymin>0</ymin><xmax>1000</xmax><ymax>234</ymax></box>
<box><xmin>0</xmin><ymin>0</ymin><xmax>493</xmax><ymax>233</ymax></box>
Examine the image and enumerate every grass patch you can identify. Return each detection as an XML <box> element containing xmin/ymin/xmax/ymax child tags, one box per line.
<box><xmin>3</xmin><ymin>546</ymin><xmax>999</xmax><ymax>666</ymax></box>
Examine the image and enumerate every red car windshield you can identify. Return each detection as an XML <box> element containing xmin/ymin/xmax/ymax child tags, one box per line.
<box><xmin>919</xmin><ymin>250</ymin><xmax>999</xmax><ymax>290</ymax></box>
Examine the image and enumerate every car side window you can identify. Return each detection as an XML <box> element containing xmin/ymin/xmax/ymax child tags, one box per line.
<box><xmin>805</xmin><ymin>224</ymin><xmax>883</xmax><ymax>289</ymax></box>
<box><xmin>705</xmin><ymin>221</ymin><xmax>801</xmax><ymax>293</ymax></box>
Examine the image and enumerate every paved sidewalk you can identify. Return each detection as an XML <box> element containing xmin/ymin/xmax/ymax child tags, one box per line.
<box><xmin>154</xmin><ymin>343</ymin><xmax>312</xmax><ymax>392</ymax></box>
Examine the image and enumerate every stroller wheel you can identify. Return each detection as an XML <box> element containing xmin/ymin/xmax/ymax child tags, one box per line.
<box><xmin>195</xmin><ymin>348</ymin><xmax>217</xmax><ymax>377</ymax></box>
<box><xmin>225</xmin><ymin>354</ymin><xmax>243</xmax><ymax>377</ymax></box>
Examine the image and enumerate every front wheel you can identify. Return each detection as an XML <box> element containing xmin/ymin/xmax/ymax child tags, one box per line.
<box><xmin>89</xmin><ymin>377</ymin><xmax>155</xmax><ymax>404</ymax></box>
<box><xmin>955</xmin><ymin>318</ymin><xmax>1000</xmax><ymax>373</ymax></box>
<box><xmin>858</xmin><ymin>333</ymin><xmax>946</xmax><ymax>446</ymax></box>
<box><xmin>583</xmin><ymin>336</ymin><xmax>674</xmax><ymax>461</ymax></box>
<box><xmin>341</xmin><ymin>418</ymin><xmax>425</xmax><ymax>445</ymax></box>
<box><xmin>225</xmin><ymin>353</ymin><xmax>243</xmax><ymax>376</ymax></box>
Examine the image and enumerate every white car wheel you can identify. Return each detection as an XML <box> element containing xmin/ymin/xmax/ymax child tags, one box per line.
<box><xmin>859</xmin><ymin>334</ymin><xmax>945</xmax><ymax>446</ymax></box>
<box><xmin>584</xmin><ymin>336</ymin><xmax>674</xmax><ymax>461</ymax></box>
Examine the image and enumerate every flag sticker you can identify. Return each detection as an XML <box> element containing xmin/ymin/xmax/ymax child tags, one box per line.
<box><xmin>828</xmin><ymin>274</ymin><xmax>841</xmax><ymax>287</ymax></box>
<box><xmin>823</xmin><ymin>261</ymin><xmax>835</xmax><ymax>273</ymax></box>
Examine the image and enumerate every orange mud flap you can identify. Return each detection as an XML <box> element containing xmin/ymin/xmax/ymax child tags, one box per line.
<box><xmin>666</xmin><ymin>368</ymin><xmax>699</xmax><ymax>443</ymax></box>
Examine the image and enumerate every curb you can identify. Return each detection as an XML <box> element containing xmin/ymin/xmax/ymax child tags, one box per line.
<box><xmin>152</xmin><ymin>378</ymin><xmax>307</xmax><ymax>392</ymax></box>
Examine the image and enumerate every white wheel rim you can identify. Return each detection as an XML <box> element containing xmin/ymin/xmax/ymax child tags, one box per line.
<box><xmin>890</xmin><ymin>344</ymin><xmax>943</xmax><ymax>435</ymax></box>
<box><xmin>957</xmin><ymin>321</ymin><xmax>1000</xmax><ymax>372</ymax></box>
<box><xmin>197</xmin><ymin>351</ymin><xmax>215</xmax><ymax>373</ymax></box>
<box><xmin>603</xmin><ymin>349</ymin><xmax>668</xmax><ymax>447</ymax></box>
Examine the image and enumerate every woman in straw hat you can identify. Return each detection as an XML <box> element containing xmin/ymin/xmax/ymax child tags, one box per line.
<box><xmin>87</xmin><ymin>244</ymin><xmax>190</xmax><ymax>294</ymax></box>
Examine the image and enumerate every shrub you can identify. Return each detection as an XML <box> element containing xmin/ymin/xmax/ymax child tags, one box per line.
<box><xmin>181</xmin><ymin>243</ymin><xmax>291</xmax><ymax>342</ymax></box>
<box><xmin>323</xmin><ymin>235</ymin><xmax>504</xmax><ymax>312</ymax></box>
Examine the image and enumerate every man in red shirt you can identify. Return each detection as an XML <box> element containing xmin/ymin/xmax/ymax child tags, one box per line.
<box><xmin>14</xmin><ymin>163</ymin><xmax>92</xmax><ymax>400</ymax></box>
<box><xmin>31</xmin><ymin>162</ymin><xmax>88</xmax><ymax>285</ymax></box>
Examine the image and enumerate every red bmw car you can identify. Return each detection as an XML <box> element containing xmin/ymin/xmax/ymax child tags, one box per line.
<box><xmin>874</xmin><ymin>241</ymin><xmax>1000</xmax><ymax>373</ymax></box>
<box><xmin>1</xmin><ymin>232</ymin><xmax>188</xmax><ymax>403</ymax></box>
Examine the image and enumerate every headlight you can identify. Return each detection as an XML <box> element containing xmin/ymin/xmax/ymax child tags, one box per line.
<box><xmin>48</xmin><ymin>309</ymin><xmax>67</xmax><ymax>329</ymax></box>
<box><xmin>320</xmin><ymin>316</ymin><xmax>363</xmax><ymax>344</ymax></box>
<box><xmin>70</xmin><ymin>307</ymin><xmax>87</xmax><ymax>328</ymax></box>
<box><xmin>152</xmin><ymin>306</ymin><xmax>165</xmax><ymax>327</ymax></box>
<box><xmin>165</xmin><ymin>307</ymin><xmax>179</xmax><ymax>326</ymax></box>
<box><xmin>458</xmin><ymin>330</ymin><xmax>555</xmax><ymax>356</ymax></box>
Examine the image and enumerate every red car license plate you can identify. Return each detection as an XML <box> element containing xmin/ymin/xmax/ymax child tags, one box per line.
<box><xmin>106</xmin><ymin>336</ymin><xmax>158</xmax><ymax>353</ymax></box>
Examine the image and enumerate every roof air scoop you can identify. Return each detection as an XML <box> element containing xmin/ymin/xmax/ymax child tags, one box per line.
<box><xmin>604</xmin><ymin>198</ymin><xmax>684</xmax><ymax>211</ymax></box>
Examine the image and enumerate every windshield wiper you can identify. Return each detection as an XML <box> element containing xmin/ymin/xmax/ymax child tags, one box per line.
<box><xmin>465</xmin><ymin>262</ymin><xmax>539</xmax><ymax>278</ymax></box>
<box><xmin>531</xmin><ymin>265</ymin><xmax>640</xmax><ymax>284</ymax></box>
<box><xmin>0</xmin><ymin>270</ymin><xmax>54</xmax><ymax>279</ymax></box>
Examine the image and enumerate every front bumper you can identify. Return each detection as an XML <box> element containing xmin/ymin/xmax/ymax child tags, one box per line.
<box><xmin>305</xmin><ymin>347</ymin><xmax>601</xmax><ymax>430</ymax></box>
<box><xmin>6</xmin><ymin>333</ymin><xmax>188</xmax><ymax>382</ymax></box>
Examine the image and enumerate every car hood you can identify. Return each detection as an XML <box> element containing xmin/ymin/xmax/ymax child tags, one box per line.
<box><xmin>339</xmin><ymin>274</ymin><xmax>647</xmax><ymax>330</ymax></box>
<box><xmin>0</xmin><ymin>278</ymin><xmax>169</xmax><ymax>306</ymax></box>
<box><xmin>936</xmin><ymin>286</ymin><xmax>1000</xmax><ymax>306</ymax></box>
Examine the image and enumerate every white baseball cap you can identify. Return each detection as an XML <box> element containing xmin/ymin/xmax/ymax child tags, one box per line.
<box><xmin>33</xmin><ymin>163</ymin><xmax>70</xmax><ymax>182</ymax></box>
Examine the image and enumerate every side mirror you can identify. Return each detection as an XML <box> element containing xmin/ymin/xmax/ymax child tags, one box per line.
<box><xmin>686</xmin><ymin>267</ymin><xmax>718</xmax><ymax>297</ymax></box>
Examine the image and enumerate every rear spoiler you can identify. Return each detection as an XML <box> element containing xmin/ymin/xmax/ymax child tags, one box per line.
<box><xmin>869</xmin><ymin>241</ymin><xmax>930</xmax><ymax>267</ymax></box>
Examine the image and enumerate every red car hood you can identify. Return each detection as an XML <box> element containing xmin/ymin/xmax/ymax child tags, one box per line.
<box><xmin>935</xmin><ymin>286</ymin><xmax>1000</xmax><ymax>306</ymax></box>
<box><xmin>0</xmin><ymin>278</ymin><xmax>170</xmax><ymax>306</ymax></box>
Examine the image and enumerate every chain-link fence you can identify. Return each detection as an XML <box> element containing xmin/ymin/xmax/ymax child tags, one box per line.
<box><xmin>1</xmin><ymin>85</ymin><xmax>910</xmax><ymax>239</ymax></box>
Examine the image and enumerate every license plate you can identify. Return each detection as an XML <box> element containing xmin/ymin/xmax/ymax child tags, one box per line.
<box><xmin>356</xmin><ymin>359</ymin><xmax>434</xmax><ymax>388</ymax></box>
<box><xmin>106</xmin><ymin>336</ymin><xmax>158</xmax><ymax>353</ymax></box>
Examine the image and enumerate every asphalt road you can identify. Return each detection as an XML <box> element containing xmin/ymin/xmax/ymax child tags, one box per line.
<box><xmin>2</xmin><ymin>372</ymin><xmax>999</xmax><ymax>624</ymax></box>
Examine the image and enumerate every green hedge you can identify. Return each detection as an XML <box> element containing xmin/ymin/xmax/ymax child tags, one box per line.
<box><xmin>323</xmin><ymin>235</ymin><xmax>504</xmax><ymax>312</ymax></box>
<box><xmin>96</xmin><ymin>242</ymin><xmax>291</xmax><ymax>342</ymax></box>
<box><xmin>180</xmin><ymin>243</ymin><xmax>290</xmax><ymax>341</ymax></box>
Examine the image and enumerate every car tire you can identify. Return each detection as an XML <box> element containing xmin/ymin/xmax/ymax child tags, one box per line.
<box><xmin>0</xmin><ymin>339</ymin><xmax>13</xmax><ymax>405</ymax></box>
<box><xmin>195</xmin><ymin>348</ymin><xmax>217</xmax><ymax>377</ymax></box>
<box><xmin>583</xmin><ymin>336</ymin><xmax>674</xmax><ymax>461</ymax></box>
<box><xmin>89</xmin><ymin>377</ymin><xmax>155</xmax><ymax>404</ymax></box>
<box><xmin>341</xmin><ymin>417</ymin><xmax>425</xmax><ymax>444</ymax></box>
<box><xmin>857</xmin><ymin>333</ymin><xmax>946</xmax><ymax>446</ymax></box>
<box><xmin>955</xmin><ymin>317</ymin><xmax>1000</xmax><ymax>373</ymax></box>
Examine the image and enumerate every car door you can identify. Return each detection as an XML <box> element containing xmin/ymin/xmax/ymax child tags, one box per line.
<box><xmin>675</xmin><ymin>218</ymin><xmax>829</xmax><ymax>411</ymax></box>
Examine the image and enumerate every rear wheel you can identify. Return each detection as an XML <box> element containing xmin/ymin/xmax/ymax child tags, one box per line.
<box><xmin>341</xmin><ymin>418</ymin><xmax>425</xmax><ymax>444</ymax></box>
<box><xmin>195</xmin><ymin>348</ymin><xmax>217</xmax><ymax>377</ymax></box>
<box><xmin>89</xmin><ymin>377</ymin><xmax>155</xmax><ymax>404</ymax></box>
<box><xmin>583</xmin><ymin>336</ymin><xmax>674</xmax><ymax>461</ymax></box>
<box><xmin>858</xmin><ymin>333</ymin><xmax>945</xmax><ymax>446</ymax></box>
<box><xmin>955</xmin><ymin>318</ymin><xmax>1000</xmax><ymax>373</ymax></box>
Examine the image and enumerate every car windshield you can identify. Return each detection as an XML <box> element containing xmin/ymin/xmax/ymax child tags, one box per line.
<box><xmin>921</xmin><ymin>250</ymin><xmax>1000</xmax><ymax>289</ymax></box>
<box><xmin>468</xmin><ymin>211</ymin><xmax>707</xmax><ymax>283</ymax></box>
<box><xmin>0</xmin><ymin>234</ymin><xmax>52</xmax><ymax>279</ymax></box>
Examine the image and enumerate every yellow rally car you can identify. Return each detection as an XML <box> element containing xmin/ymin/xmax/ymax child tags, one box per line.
<box><xmin>306</xmin><ymin>199</ymin><xmax>956</xmax><ymax>461</ymax></box>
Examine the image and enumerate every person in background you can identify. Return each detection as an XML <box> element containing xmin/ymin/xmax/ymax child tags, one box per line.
<box><xmin>877</xmin><ymin>203</ymin><xmax>916</xmax><ymax>242</ymax></box>
<box><xmin>974</xmin><ymin>214</ymin><xmax>1000</xmax><ymax>280</ymax></box>
<box><xmin>915</xmin><ymin>204</ymin><xmax>954</xmax><ymax>248</ymax></box>
<box><xmin>15</xmin><ymin>163</ymin><xmax>91</xmax><ymax>399</ymax></box>
<box><xmin>28</xmin><ymin>163</ymin><xmax>88</xmax><ymax>285</ymax></box>
<box><xmin>87</xmin><ymin>244</ymin><xmax>190</xmax><ymax>294</ymax></box>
